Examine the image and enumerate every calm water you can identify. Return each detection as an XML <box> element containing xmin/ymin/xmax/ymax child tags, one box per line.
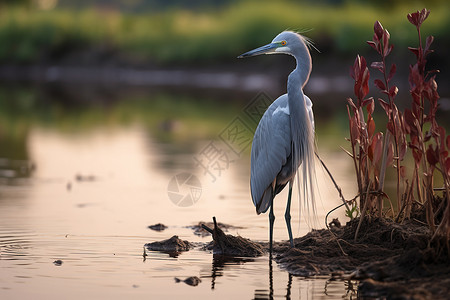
<box><xmin>0</xmin><ymin>85</ymin><xmax>359</xmax><ymax>299</ymax></box>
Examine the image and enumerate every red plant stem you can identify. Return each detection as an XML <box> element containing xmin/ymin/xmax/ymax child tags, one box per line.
<box><xmin>378</xmin><ymin>130</ymin><xmax>390</xmax><ymax>217</ymax></box>
<box><xmin>425</xmin><ymin>173</ymin><xmax>436</xmax><ymax>231</ymax></box>
<box><xmin>377</xmin><ymin>50</ymin><xmax>402</xmax><ymax>216</ymax></box>
<box><xmin>417</xmin><ymin>26</ymin><xmax>424</xmax><ymax>73</ymax></box>
<box><xmin>347</xmin><ymin>106</ymin><xmax>363</xmax><ymax>200</ymax></box>
<box><xmin>358</xmin><ymin>106</ymin><xmax>371</xmax><ymax>210</ymax></box>
<box><xmin>415</xmin><ymin>162</ymin><xmax>424</xmax><ymax>204</ymax></box>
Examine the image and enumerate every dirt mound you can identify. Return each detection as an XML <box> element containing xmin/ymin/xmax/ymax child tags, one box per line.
<box><xmin>145</xmin><ymin>235</ymin><xmax>191</xmax><ymax>252</ymax></box>
<box><xmin>148</xmin><ymin>223</ymin><xmax>168</xmax><ymax>231</ymax></box>
<box><xmin>274</xmin><ymin>217</ymin><xmax>450</xmax><ymax>299</ymax></box>
<box><xmin>202</xmin><ymin>217</ymin><xmax>265</xmax><ymax>257</ymax></box>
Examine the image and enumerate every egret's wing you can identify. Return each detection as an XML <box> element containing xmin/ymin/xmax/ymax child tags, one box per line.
<box><xmin>250</xmin><ymin>94</ymin><xmax>291</xmax><ymax>213</ymax></box>
<box><xmin>304</xmin><ymin>94</ymin><xmax>315</xmax><ymax>130</ymax></box>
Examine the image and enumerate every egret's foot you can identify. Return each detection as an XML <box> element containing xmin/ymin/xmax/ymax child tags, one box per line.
<box><xmin>289</xmin><ymin>239</ymin><xmax>294</xmax><ymax>248</ymax></box>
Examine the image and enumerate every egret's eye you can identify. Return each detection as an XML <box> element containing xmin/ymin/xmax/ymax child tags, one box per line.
<box><xmin>281</xmin><ymin>41</ymin><xmax>287</xmax><ymax>46</ymax></box>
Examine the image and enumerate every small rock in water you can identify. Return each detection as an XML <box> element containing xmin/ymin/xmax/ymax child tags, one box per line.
<box><xmin>53</xmin><ymin>260</ymin><xmax>63</xmax><ymax>266</ymax></box>
<box><xmin>174</xmin><ymin>276</ymin><xmax>202</xmax><ymax>286</ymax></box>
<box><xmin>148</xmin><ymin>223</ymin><xmax>168</xmax><ymax>231</ymax></box>
<box><xmin>145</xmin><ymin>235</ymin><xmax>191</xmax><ymax>252</ymax></box>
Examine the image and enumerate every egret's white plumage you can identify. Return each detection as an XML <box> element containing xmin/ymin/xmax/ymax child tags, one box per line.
<box><xmin>239</xmin><ymin>31</ymin><xmax>317</xmax><ymax>251</ymax></box>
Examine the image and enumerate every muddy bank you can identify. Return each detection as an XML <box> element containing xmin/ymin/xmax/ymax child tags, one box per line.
<box><xmin>145</xmin><ymin>217</ymin><xmax>449</xmax><ymax>298</ymax></box>
<box><xmin>274</xmin><ymin>218</ymin><xmax>450</xmax><ymax>299</ymax></box>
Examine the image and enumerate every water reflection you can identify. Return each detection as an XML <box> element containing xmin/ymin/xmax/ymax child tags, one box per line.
<box><xmin>253</xmin><ymin>258</ymin><xmax>294</xmax><ymax>300</ymax></box>
<box><xmin>0</xmin><ymin>158</ymin><xmax>34</xmax><ymax>181</ymax></box>
<box><xmin>0</xmin><ymin>83</ymin><xmax>360</xmax><ymax>299</ymax></box>
<box><xmin>206</xmin><ymin>255</ymin><xmax>255</xmax><ymax>289</ymax></box>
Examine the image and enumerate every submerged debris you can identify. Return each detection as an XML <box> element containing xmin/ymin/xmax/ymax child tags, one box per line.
<box><xmin>202</xmin><ymin>217</ymin><xmax>264</xmax><ymax>257</ymax></box>
<box><xmin>174</xmin><ymin>276</ymin><xmax>202</xmax><ymax>286</ymax></box>
<box><xmin>142</xmin><ymin>246</ymin><xmax>147</xmax><ymax>261</ymax></box>
<box><xmin>145</xmin><ymin>235</ymin><xmax>191</xmax><ymax>252</ymax></box>
<box><xmin>53</xmin><ymin>260</ymin><xmax>63</xmax><ymax>266</ymax></box>
<box><xmin>148</xmin><ymin>223</ymin><xmax>168</xmax><ymax>231</ymax></box>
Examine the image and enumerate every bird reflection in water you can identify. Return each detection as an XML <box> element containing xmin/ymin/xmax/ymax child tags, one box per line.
<box><xmin>254</xmin><ymin>257</ymin><xmax>293</xmax><ymax>300</ymax></box>
<box><xmin>201</xmin><ymin>252</ymin><xmax>357</xmax><ymax>299</ymax></box>
<box><xmin>202</xmin><ymin>253</ymin><xmax>293</xmax><ymax>299</ymax></box>
<box><xmin>205</xmin><ymin>255</ymin><xmax>255</xmax><ymax>290</ymax></box>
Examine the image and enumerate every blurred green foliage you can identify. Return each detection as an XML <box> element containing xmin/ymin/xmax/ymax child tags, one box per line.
<box><xmin>0</xmin><ymin>1</ymin><xmax>448</xmax><ymax>65</ymax></box>
<box><xmin>0</xmin><ymin>85</ymin><xmax>244</xmax><ymax>143</ymax></box>
<box><xmin>0</xmin><ymin>84</ymin><xmax>351</xmax><ymax>156</ymax></box>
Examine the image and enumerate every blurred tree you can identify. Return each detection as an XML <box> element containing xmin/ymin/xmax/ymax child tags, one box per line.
<box><xmin>57</xmin><ymin>0</ymin><xmax>238</xmax><ymax>12</ymax></box>
<box><xmin>345</xmin><ymin>0</ymin><xmax>447</xmax><ymax>8</ymax></box>
<box><xmin>0</xmin><ymin>0</ymin><xmax>31</xmax><ymax>5</ymax></box>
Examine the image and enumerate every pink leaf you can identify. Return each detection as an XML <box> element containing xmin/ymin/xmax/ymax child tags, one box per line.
<box><xmin>369</xmin><ymin>132</ymin><xmax>382</xmax><ymax>163</ymax></box>
<box><xmin>404</xmin><ymin>108</ymin><xmax>417</xmax><ymax>135</ymax></box>
<box><xmin>361</xmin><ymin>68</ymin><xmax>370</xmax><ymax>100</ymax></box>
<box><xmin>378</xmin><ymin>98</ymin><xmax>390</xmax><ymax>115</ymax></box>
<box><xmin>407</xmin><ymin>9</ymin><xmax>430</xmax><ymax>28</ymax></box>
<box><xmin>368</xmin><ymin>115</ymin><xmax>375</xmax><ymax>138</ymax></box>
<box><xmin>407</xmin><ymin>12</ymin><xmax>418</xmax><ymax>26</ymax></box>
<box><xmin>374</xmin><ymin>21</ymin><xmax>384</xmax><ymax>40</ymax></box>
<box><xmin>374</xmin><ymin>79</ymin><xmax>386</xmax><ymax>91</ymax></box>
<box><xmin>389</xmin><ymin>86</ymin><xmax>398</xmax><ymax>98</ymax></box>
<box><xmin>347</xmin><ymin>98</ymin><xmax>357</xmax><ymax>110</ymax></box>
<box><xmin>363</xmin><ymin>98</ymin><xmax>375</xmax><ymax>115</ymax></box>
<box><xmin>388</xmin><ymin>64</ymin><xmax>397</xmax><ymax>82</ymax></box>
<box><xmin>351</xmin><ymin>116</ymin><xmax>360</xmax><ymax>142</ymax></box>
<box><xmin>386</xmin><ymin>44</ymin><xmax>394</xmax><ymax>57</ymax></box>
<box><xmin>387</xmin><ymin>142</ymin><xmax>394</xmax><ymax>166</ymax></box>
<box><xmin>367</xmin><ymin>41</ymin><xmax>377</xmax><ymax>51</ymax></box>
<box><xmin>371</xmin><ymin>61</ymin><xmax>384</xmax><ymax>72</ymax></box>
<box><xmin>387</xmin><ymin>120</ymin><xmax>395</xmax><ymax>135</ymax></box>
<box><xmin>382</xmin><ymin>29</ymin><xmax>390</xmax><ymax>56</ymax></box>
<box><xmin>408</xmin><ymin>47</ymin><xmax>420</xmax><ymax>59</ymax></box>
<box><xmin>426</xmin><ymin>145</ymin><xmax>438</xmax><ymax>166</ymax></box>
<box><xmin>420</xmin><ymin>8</ymin><xmax>431</xmax><ymax>25</ymax></box>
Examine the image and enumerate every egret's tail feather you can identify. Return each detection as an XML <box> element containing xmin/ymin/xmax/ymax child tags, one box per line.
<box><xmin>256</xmin><ymin>186</ymin><xmax>273</xmax><ymax>214</ymax></box>
<box><xmin>296</xmin><ymin>150</ymin><xmax>319</xmax><ymax>229</ymax></box>
<box><xmin>291</xmin><ymin>92</ymin><xmax>319</xmax><ymax>230</ymax></box>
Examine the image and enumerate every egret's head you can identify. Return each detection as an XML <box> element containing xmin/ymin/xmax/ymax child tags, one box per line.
<box><xmin>238</xmin><ymin>31</ymin><xmax>309</xmax><ymax>58</ymax></box>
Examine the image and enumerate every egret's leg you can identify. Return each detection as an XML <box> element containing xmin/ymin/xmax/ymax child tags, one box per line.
<box><xmin>285</xmin><ymin>181</ymin><xmax>294</xmax><ymax>247</ymax></box>
<box><xmin>269</xmin><ymin>188</ymin><xmax>275</xmax><ymax>254</ymax></box>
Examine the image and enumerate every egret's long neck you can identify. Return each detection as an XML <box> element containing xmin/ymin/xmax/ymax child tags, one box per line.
<box><xmin>286</xmin><ymin>36</ymin><xmax>314</xmax><ymax>167</ymax></box>
<box><xmin>287</xmin><ymin>37</ymin><xmax>312</xmax><ymax>124</ymax></box>
<box><xmin>289</xmin><ymin>39</ymin><xmax>312</xmax><ymax>89</ymax></box>
<box><xmin>286</xmin><ymin>38</ymin><xmax>316</xmax><ymax>221</ymax></box>
<box><xmin>287</xmin><ymin>44</ymin><xmax>311</xmax><ymax>117</ymax></box>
